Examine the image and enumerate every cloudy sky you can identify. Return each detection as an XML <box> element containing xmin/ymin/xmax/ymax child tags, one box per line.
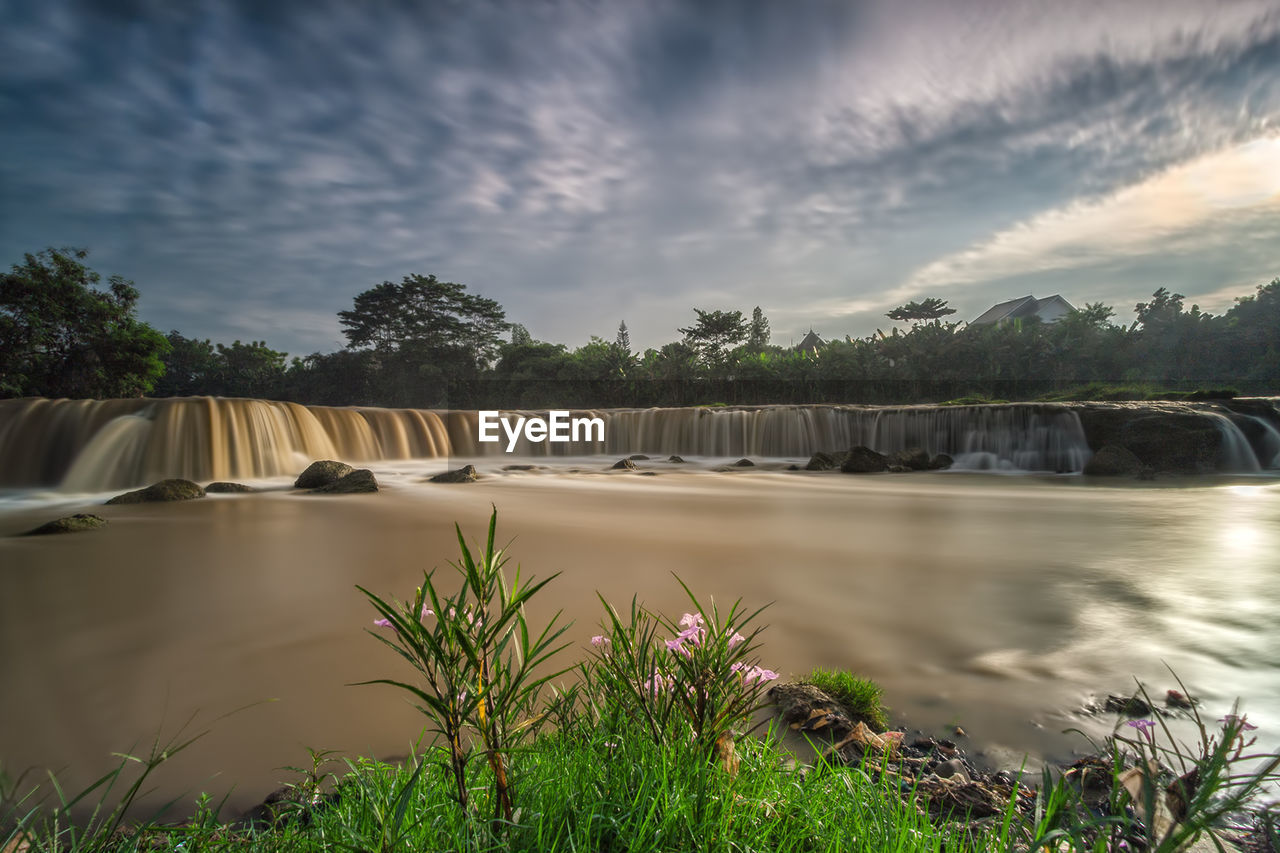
<box><xmin>2</xmin><ymin>0</ymin><xmax>1278</xmax><ymax>356</ymax></box>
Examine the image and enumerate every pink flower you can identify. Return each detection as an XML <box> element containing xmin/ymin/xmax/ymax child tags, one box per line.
<box><xmin>739</xmin><ymin>665</ymin><xmax>779</xmax><ymax>686</ymax></box>
<box><xmin>1220</xmin><ymin>714</ymin><xmax>1258</xmax><ymax>732</ymax></box>
<box><xmin>421</xmin><ymin>605</ymin><xmax>434</xmax><ymax>620</ymax></box>
<box><xmin>590</xmin><ymin>635</ymin><xmax>610</xmax><ymax>648</ymax></box>
<box><xmin>679</xmin><ymin>613</ymin><xmax>704</xmax><ymax>629</ymax></box>
<box><xmin>665</xmin><ymin>637</ymin><xmax>690</xmax><ymax>656</ymax></box>
<box><xmin>728</xmin><ymin>632</ymin><xmax>745</xmax><ymax>649</ymax></box>
<box><xmin>373</xmin><ymin>617</ymin><xmax>393</xmax><ymax>628</ymax></box>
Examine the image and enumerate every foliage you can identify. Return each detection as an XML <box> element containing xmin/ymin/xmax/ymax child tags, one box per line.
<box><xmin>801</xmin><ymin>668</ymin><xmax>887</xmax><ymax>730</ymax></box>
<box><xmin>1014</xmin><ymin>680</ymin><xmax>1280</xmax><ymax>852</ymax></box>
<box><xmin>886</xmin><ymin>297</ymin><xmax>957</xmax><ymax>324</ymax></box>
<box><xmin>152</xmin><ymin>333</ymin><xmax>288</xmax><ymax>398</ymax></box>
<box><xmin>582</xmin><ymin>582</ymin><xmax>775</xmax><ymax>765</ymax></box>
<box><xmin>0</xmin><ymin>248</ymin><xmax>168</xmax><ymax>399</ymax></box>
<box><xmin>678</xmin><ymin>308</ymin><xmax>749</xmax><ymax>369</ymax></box>
<box><xmin>357</xmin><ymin>509</ymin><xmax>571</xmax><ymax>825</ymax></box>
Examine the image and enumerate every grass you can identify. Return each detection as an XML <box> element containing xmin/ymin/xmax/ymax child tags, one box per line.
<box><xmin>801</xmin><ymin>667</ymin><xmax>889</xmax><ymax>731</ymax></box>
<box><xmin>4</xmin><ymin>723</ymin><xmax>993</xmax><ymax>853</ymax></box>
<box><xmin>1035</xmin><ymin>382</ymin><xmax>1240</xmax><ymax>402</ymax></box>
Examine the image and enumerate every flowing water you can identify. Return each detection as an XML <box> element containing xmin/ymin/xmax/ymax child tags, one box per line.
<box><xmin>1</xmin><ymin>398</ymin><xmax>1278</xmax><ymax>816</ymax></box>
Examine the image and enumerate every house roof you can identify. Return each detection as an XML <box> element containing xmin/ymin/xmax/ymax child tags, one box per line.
<box><xmin>794</xmin><ymin>330</ymin><xmax>824</xmax><ymax>352</ymax></box>
<box><xmin>971</xmin><ymin>294</ymin><xmax>1074</xmax><ymax>326</ymax></box>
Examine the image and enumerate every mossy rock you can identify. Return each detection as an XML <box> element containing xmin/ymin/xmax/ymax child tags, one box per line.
<box><xmin>929</xmin><ymin>453</ymin><xmax>954</xmax><ymax>470</ymax></box>
<box><xmin>294</xmin><ymin>460</ymin><xmax>354</xmax><ymax>489</ymax></box>
<box><xmin>429</xmin><ymin>465</ymin><xmax>478</xmax><ymax>483</ymax></box>
<box><xmin>310</xmin><ymin>469</ymin><xmax>378</xmax><ymax>494</ymax></box>
<box><xmin>888</xmin><ymin>447</ymin><xmax>930</xmax><ymax>470</ymax></box>
<box><xmin>22</xmin><ymin>513</ymin><xmax>108</xmax><ymax>536</ymax></box>
<box><xmin>206</xmin><ymin>481</ymin><xmax>254</xmax><ymax>493</ymax></box>
<box><xmin>841</xmin><ymin>446</ymin><xmax>888</xmax><ymax>474</ymax></box>
<box><xmin>1083</xmin><ymin>445</ymin><xmax>1144</xmax><ymax>476</ymax></box>
<box><xmin>806</xmin><ymin>451</ymin><xmax>839</xmax><ymax>471</ymax></box>
<box><xmin>106</xmin><ymin>479</ymin><xmax>206</xmax><ymax>505</ymax></box>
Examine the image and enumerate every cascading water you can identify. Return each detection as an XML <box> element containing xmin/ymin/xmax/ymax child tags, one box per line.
<box><xmin>1240</xmin><ymin>414</ymin><xmax>1280</xmax><ymax>468</ymax></box>
<box><xmin>1207</xmin><ymin>412</ymin><xmax>1262</xmax><ymax>473</ymax></box>
<box><xmin>2</xmin><ymin>397</ymin><xmax>1277</xmax><ymax>492</ymax></box>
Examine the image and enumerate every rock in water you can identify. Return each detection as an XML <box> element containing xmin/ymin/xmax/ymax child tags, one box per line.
<box><xmin>806</xmin><ymin>451</ymin><xmax>839</xmax><ymax>471</ymax></box>
<box><xmin>928</xmin><ymin>453</ymin><xmax>954</xmax><ymax>470</ymax></box>
<box><xmin>294</xmin><ymin>460</ymin><xmax>353</xmax><ymax>489</ymax></box>
<box><xmin>610</xmin><ymin>458</ymin><xmax>637</xmax><ymax>470</ymax></box>
<box><xmin>841</xmin><ymin>446</ymin><xmax>888</xmax><ymax>473</ymax></box>
<box><xmin>628</xmin><ymin>454</ymin><xmax>650</xmax><ymax>460</ymax></box>
<box><xmin>888</xmin><ymin>447</ymin><xmax>931</xmax><ymax>470</ymax></box>
<box><xmin>429</xmin><ymin>465</ymin><xmax>478</xmax><ymax>483</ymax></box>
<box><xmin>733</xmin><ymin>458</ymin><xmax>755</xmax><ymax>467</ymax></box>
<box><xmin>1083</xmin><ymin>445</ymin><xmax>1144</xmax><ymax>476</ymax></box>
<box><xmin>667</xmin><ymin>455</ymin><xmax>686</xmax><ymax>464</ymax></box>
<box><xmin>311</xmin><ymin>469</ymin><xmax>379</xmax><ymax>493</ymax></box>
<box><xmin>106</xmin><ymin>479</ymin><xmax>206</xmax><ymax>505</ymax></box>
<box><xmin>205</xmin><ymin>482</ymin><xmax>254</xmax><ymax>493</ymax></box>
<box><xmin>22</xmin><ymin>513</ymin><xmax>107</xmax><ymax>536</ymax></box>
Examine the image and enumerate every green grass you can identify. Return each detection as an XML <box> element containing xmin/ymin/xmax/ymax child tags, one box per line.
<box><xmin>1035</xmin><ymin>382</ymin><xmax>1239</xmax><ymax>402</ymax></box>
<box><xmin>9</xmin><ymin>723</ymin><xmax>992</xmax><ymax>853</ymax></box>
<box><xmin>801</xmin><ymin>668</ymin><xmax>888</xmax><ymax>731</ymax></box>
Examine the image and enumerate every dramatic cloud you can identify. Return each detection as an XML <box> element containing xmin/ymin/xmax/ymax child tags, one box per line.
<box><xmin>1</xmin><ymin>0</ymin><xmax>1277</xmax><ymax>354</ymax></box>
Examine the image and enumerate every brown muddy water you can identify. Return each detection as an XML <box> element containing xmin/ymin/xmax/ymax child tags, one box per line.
<box><xmin>1</xmin><ymin>464</ymin><xmax>1279</xmax><ymax>815</ymax></box>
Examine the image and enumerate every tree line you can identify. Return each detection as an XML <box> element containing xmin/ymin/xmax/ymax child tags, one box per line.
<box><xmin>2</xmin><ymin>246</ymin><xmax>1278</xmax><ymax>406</ymax></box>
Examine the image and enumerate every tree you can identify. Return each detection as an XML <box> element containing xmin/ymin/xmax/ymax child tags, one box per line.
<box><xmin>338</xmin><ymin>273</ymin><xmax>509</xmax><ymax>406</ymax></box>
<box><xmin>885</xmin><ymin>298</ymin><xmax>956</xmax><ymax>324</ymax></box>
<box><xmin>151</xmin><ymin>332</ymin><xmax>219</xmax><ymax>397</ymax></box>
<box><xmin>747</xmin><ymin>306</ymin><xmax>770</xmax><ymax>351</ymax></box>
<box><xmin>338</xmin><ymin>273</ymin><xmax>509</xmax><ymax>369</ymax></box>
<box><xmin>0</xmin><ymin>247</ymin><xmax>168</xmax><ymax>399</ymax></box>
<box><xmin>678</xmin><ymin>309</ymin><xmax>748</xmax><ymax>367</ymax></box>
<box><xmin>614</xmin><ymin>321</ymin><xmax>631</xmax><ymax>355</ymax></box>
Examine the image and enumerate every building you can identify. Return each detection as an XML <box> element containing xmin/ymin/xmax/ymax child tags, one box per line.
<box><xmin>970</xmin><ymin>294</ymin><xmax>1075</xmax><ymax>327</ymax></box>
<box><xmin>793</xmin><ymin>329</ymin><xmax>824</xmax><ymax>354</ymax></box>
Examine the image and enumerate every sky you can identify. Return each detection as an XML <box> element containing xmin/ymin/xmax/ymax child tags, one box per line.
<box><xmin>2</xmin><ymin>0</ymin><xmax>1279</xmax><ymax>357</ymax></box>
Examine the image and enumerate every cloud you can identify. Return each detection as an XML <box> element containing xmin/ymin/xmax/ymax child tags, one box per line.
<box><xmin>1</xmin><ymin>0</ymin><xmax>1278</xmax><ymax>355</ymax></box>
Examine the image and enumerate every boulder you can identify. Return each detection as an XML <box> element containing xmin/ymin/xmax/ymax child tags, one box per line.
<box><xmin>206</xmin><ymin>482</ymin><xmax>254</xmax><ymax>493</ymax></box>
<box><xmin>888</xmin><ymin>447</ymin><xmax>931</xmax><ymax>470</ymax></box>
<box><xmin>429</xmin><ymin>465</ymin><xmax>477</xmax><ymax>484</ymax></box>
<box><xmin>666</xmin><ymin>455</ymin><xmax>686</xmax><ymax>464</ymax></box>
<box><xmin>1120</xmin><ymin>414</ymin><xmax>1221</xmax><ymax>473</ymax></box>
<box><xmin>732</xmin><ymin>457</ymin><xmax>755</xmax><ymax>467</ymax></box>
<box><xmin>1076</xmin><ymin>406</ymin><xmax>1225</xmax><ymax>473</ymax></box>
<box><xmin>294</xmin><ymin>460</ymin><xmax>353</xmax><ymax>489</ymax></box>
<box><xmin>106</xmin><ymin>479</ymin><xmax>206</xmax><ymax>505</ymax></box>
<box><xmin>22</xmin><ymin>513</ymin><xmax>107</xmax><ymax>536</ymax></box>
<box><xmin>1082</xmin><ymin>445</ymin><xmax>1143</xmax><ymax>477</ymax></box>
<box><xmin>928</xmin><ymin>453</ymin><xmax>954</xmax><ymax>470</ymax></box>
<box><xmin>806</xmin><ymin>451</ymin><xmax>839</xmax><ymax>471</ymax></box>
<box><xmin>628</xmin><ymin>454</ymin><xmax>650</xmax><ymax>461</ymax></box>
<box><xmin>610</xmin><ymin>458</ymin><xmax>637</xmax><ymax>471</ymax></box>
<box><xmin>311</xmin><ymin>469</ymin><xmax>379</xmax><ymax>493</ymax></box>
<box><xmin>841</xmin><ymin>446</ymin><xmax>888</xmax><ymax>474</ymax></box>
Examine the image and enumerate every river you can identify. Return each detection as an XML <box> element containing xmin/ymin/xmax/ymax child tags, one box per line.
<box><xmin>2</xmin><ymin>457</ymin><xmax>1278</xmax><ymax>816</ymax></box>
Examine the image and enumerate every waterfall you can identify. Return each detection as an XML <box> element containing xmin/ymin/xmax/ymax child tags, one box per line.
<box><xmin>3</xmin><ymin>397</ymin><xmax>1277</xmax><ymax>492</ymax></box>
<box><xmin>1240</xmin><ymin>414</ymin><xmax>1280</xmax><ymax>468</ymax></box>
<box><xmin>1208</xmin><ymin>413</ymin><xmax>1262</xmax><ymax>473</ymax></box>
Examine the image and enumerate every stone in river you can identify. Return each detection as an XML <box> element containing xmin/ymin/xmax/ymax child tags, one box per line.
<box><xmin>311</xmin><ymin>469</ymin><xmax>379</xmax><ymax>493</ymax></box>
<box><xmin>429</xmin><ymin>465</ymin><xmax>477</xmax><ymax>483</ymax></box>
<box><xmin>106</xmin><ymin>479</ymin><xmax>206</xmax><ymax>504</ymax></box>
<box><xmin>22</xmin><ymin>513</ymin><xmax>108</xmax><ymax>536</ymax></box>
<box><xmin>294</xmin><ymin>460</ymin><xmax>353</xmax><ymax>489</ymax></box>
